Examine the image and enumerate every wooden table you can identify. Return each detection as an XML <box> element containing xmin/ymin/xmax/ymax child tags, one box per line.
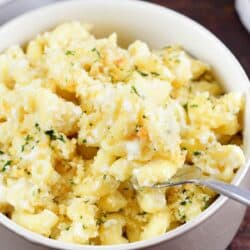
<box><xmin>145</xmin><ymin>0</ymin><xmax>250</xmax><ymax>249</ymax></box>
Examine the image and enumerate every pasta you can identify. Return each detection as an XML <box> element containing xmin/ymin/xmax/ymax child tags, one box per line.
<box><xmin>0</xmin><ymin>21</ymin><xmax>245</xmax><ymax>245</ymax></box>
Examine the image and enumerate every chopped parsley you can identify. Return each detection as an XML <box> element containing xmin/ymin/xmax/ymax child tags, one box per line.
<box><xmin>2</xmin><ymin>160</ymin><xmax>11</xmax><ymax>172</ymax></box>
<box><xmin>181</xmin><ymin>147</ymin><xmax>187</xmax><ymax>151</ymax></box>
<box><xmin>65</xmin><ymin>50</ymin><xmax>75</xmax><ymax>56</ymax></box>
<box><xmin>182</xmin><ymin>103</ymin><xmax>188</xmax><ymax>111</ymax></box>
<box><xmin>82</xmin><ymin>224</ymin><xmax>86</xmax><ymax>229</ymax></box>
<box><xmin>142</xmin><ymin>114</ymin><xmax>147</xmax><ymax>119</ymax></box>
<box><xmin>190</xmin><ymin>104</ymin><xmax>198</xmax><ymax>108</ymax></box>
<box><xmin>193</xmin><ymin>151</ymin><xmax>201</xmax><ymax>156</ymax></box>
<box><xmin>35</xmin><ymin>123</ymin><xmax>41</xmax><ymax>131</ymax></box>
<box><xmin>177</xmin><ymin>209</ymin><xmax>186</xmax><ymax>222</ymax></box>
<box><xmin>96</xmin><ymin>218</ymin><xmax>105</xmax><ymax>226</ymax></box>
<box><xmin>136</xmin><ymin>70</ymin><xmax>148</xmax><ymax>77</ymax></box>
<box><xmin>82</xmin><ymin>139</ymin><xmax>87</xmax><ymax>143</ymax></box>
<box><xmin>151</xmin><ymin>72</ymin><xmax>160</xmax><ymax>76</ymax></box>
<box><xmin>45</xmin><ymin>130</ymin><xmax>65</xmax><ymax>142</ymax></box>
<box><xmin>25</xmin><ymin>134</ymin><xmax>33</xmax><ymax>142</ymax></box>
<box><xmin>0</xmin><ymin>150</ymin><xmax>4</xmax><ymax>155</ymax></box>
<box><xmin>69</xmin><ymin>179</ymin><xmax>75</xmax><ymax>185</ymax></box>
<box><xmin>21</xmin><ymin>134</ymin><xmax>34</xmax><ymax>152</ymax></box>
<box><xmin>138</xmin><ymin>211</ymin><xmax>147</xmax><ymax>216</ymax></box>
<box><xmin>202</xmin><ymin>196</ymin><xmax>210</xmax><ymax>210</ymax></box>
<box><xmin>103</xmin><ymin>174</ymin><xmax>107</xmax><ymax>180</ymax></box>
<box><xmin>91</xmin><ymin>48</ymin><xmax>101</xmax><ymax>58</ymax></box>
<box><xmin>80</xmin><ymin>215</ymin><xmax>83</xmax><ymax>219</ymax></box>
<box><xmin>65</xmin><ymin>226</ymin><xmax>71</xmax><ymax>231</ymax></box>
<box><xmin>180</xmin><ymin>200</ymin><xmax>187</xmax><ymax>206</ymax></box>
<box><xmin>131</xmin><ymin>86</ymin><xmax>140</xmax><ymax>96</ymax></box>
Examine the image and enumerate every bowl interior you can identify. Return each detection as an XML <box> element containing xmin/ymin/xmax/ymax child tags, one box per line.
<box><xmin>0</xmin><ymin>0</ymin><xmax>249</xmax><ymax>249</ymax></box>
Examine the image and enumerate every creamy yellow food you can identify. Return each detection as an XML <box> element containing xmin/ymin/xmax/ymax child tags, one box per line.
<box><xmin>0</xmin><ymin>22</ymin><xmax>245</xmax><ymax>245</ymax></box>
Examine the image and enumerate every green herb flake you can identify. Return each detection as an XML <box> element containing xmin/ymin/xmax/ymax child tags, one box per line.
<box><xmin>45</xmin><ymin>130</ymin><xmax>65</xmax><ymax>142</ymax></box>
<box><xmin>138</xmin><ymin>211</ymin><xmax>147</xmax><ymax>216</ymax></box>
<box><xmin>103</xmin><ymin>174</ymin><xmax>107</xmax><ymax>180</ymax></box>
<box><xmin>45</xmin><ymin>130</ymin><xmax>56</xmax><ymax>140</ymax></box>
<box><xmin>2</xmin><ymin>160</ymin><xmax>11</xmax><ymax>172</ymax></box>
<box><xmin>181</xmin><ymin>147</ymin><xmax>187</xmax><ymax>151</ymax></box>
<box><xmin>65</xmin><ymin>50</ymin><xmax>75</xmax><ymax>56</ymax></box>
<box><xmin>203</xmin><ymin>203</ymin><xmax>209</xmax><ymax>210</ymax></box>
<box><xmin>65</xmin><ymin>226</ymin><xmax>71</xmax><ymax>231</ymax></box>
<box><xmin>26</xmin><ymin>134</ymin><xmax>33</xmax><ymax>142</ymax></box>
<box><xmin>151</xmin><ymin>72</ymin><xmax>160</xmax><ymax>76</ymax></box>
<box><xmin>35</xmin><ymin>123</ymin><xmax>41</xmax><ymax>131</ymax></box>
<box><xmin>137</xmin><ymin>70</ymin><xmax>148</xmax><ymax>77</ymax></box>
<box><xmin>96</xmin><ymin>218</ymin><xmax>105</xmax><ymax>226</ymax></box>
<box><xmin>82</xmin><ymin>224</ymin><xmax>86</xmax><ymax>229</ymax></box>
<box><xmin>82</xmin><ymin>139</ymin><xmax>87</xmax><ymax>143</ymax></box>
<box><xmin>0</xmin><ymin>150</ymin><xmax>4</xmax><ymax>155</ymax></box>
<box><xmin>91</xmin><ymin>48</ymin><xmax>101</xmax><ymax>58</ymax></box>
<box><xmin>181</xmin><ymin>214</ymin><xmax>186</xmax><ymax>221</ymax></box>
<box><xmin>69</xmin><ymin>179</ymin><xmax>75</xmax><ymax>185</ymax></box>
<box><xmin>131</xmin><ymin>86</ymin><xmax>140</xmax><ymax>96</ymax></box>
<box><xmin>180</xmin><ymin>200</ymin><xmax>187</xmax><ymax>206</ymax></box>
<box><xmin>190</xmin><ymin>104</ymin><xmax>198</xmax><ymax>108</ymax></box>
<box><xmin>142</xmin><ymin>114</ymin><xmax>147</xmax><ymax>119</ymax></box>
<box><xmin>80</xmin><ymin>215</ymin><xmax>83</xmax><ymax>219</ymax></box>
<box><xmin>193</xmin><ymin>151</ymin><xmax>201</xmax><ymax>156</ymax></box>
<box><xmin>183</xmin><ymin>103</ymin><xmax>188</xmax><ymax>111</ymax></box>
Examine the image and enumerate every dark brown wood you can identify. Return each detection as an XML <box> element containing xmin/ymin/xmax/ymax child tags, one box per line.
<box><xmin>145</xmin><ymin>0</ymin><xmax>250</xmax><ymax>78</ymax></box>
<box><xmin>145</xmin><ymin>0</ymin><xmax>250</xmax><ymax>249</ymax></box>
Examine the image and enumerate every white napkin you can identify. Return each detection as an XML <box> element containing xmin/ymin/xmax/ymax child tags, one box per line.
<box><xmin>236</xmin><ymin>0</ymin><xmax>250</xmax><ymax>32</ymax></box>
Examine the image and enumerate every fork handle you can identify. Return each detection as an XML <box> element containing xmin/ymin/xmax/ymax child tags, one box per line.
<box><xmin>196</xmin><ymin>179</ymin><xmax>250</xmax><ymax>206</ymax></box>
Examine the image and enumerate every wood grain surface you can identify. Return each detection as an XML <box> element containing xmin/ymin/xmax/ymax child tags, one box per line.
<box><xmin>144</xmin><ymin>0</ymin><xmax>250</xmax><ymax>249</ymax></box>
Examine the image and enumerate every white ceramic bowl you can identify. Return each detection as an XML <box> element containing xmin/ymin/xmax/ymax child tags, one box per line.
<box><xmin>0</xmin><ymin>1</ymin><xmax>249</xmax><ymax>249</ymax></box>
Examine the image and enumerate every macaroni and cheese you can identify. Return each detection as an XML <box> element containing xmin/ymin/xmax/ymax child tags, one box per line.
<box><xmin>0</xmin><ymin>22</ymin><xmax>245</xmax><ymax>245</ymax></box>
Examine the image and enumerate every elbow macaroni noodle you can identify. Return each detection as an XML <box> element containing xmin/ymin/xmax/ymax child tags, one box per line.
<box><xmin>0</xmin><ymin>22</ymin><xmax>245</xmax><ymax>245</ymax></box>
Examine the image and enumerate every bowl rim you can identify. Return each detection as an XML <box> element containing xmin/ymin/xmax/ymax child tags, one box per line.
<box><xmin>0</xmin><ymin>0</ymin><xmax>249</xmax><ymax>249</ymax></box>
